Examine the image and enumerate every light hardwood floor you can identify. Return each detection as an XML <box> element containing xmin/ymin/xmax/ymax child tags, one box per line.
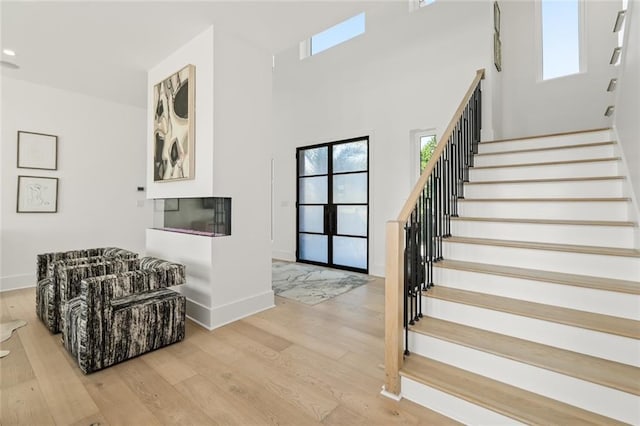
<box><xmin>0</xmin><ymin>277</ymin><xmax>458</xmax><ymax>425</ymax></box>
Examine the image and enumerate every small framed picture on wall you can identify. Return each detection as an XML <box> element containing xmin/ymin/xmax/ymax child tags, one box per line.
<box><xmin>17</xmin><ymin>131</ymin><xmax>58</xmax><ymax>170</ymax></box>
<box><xmin>17</xmin><ymin>175</ymin><xmax>58</xmax><ymax>213</ymax></box>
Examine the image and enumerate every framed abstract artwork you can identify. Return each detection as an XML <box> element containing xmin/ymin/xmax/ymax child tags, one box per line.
<box><xmin>17</xmin><ymin>131</ymin><xmax>58</xmax><ymax>170</ymax></box>
<box><xmin>152</xmin><ymin>64</ymin><xmax>196</xmax><ymax>182</ymax></box>
<box><xmin>17</xmin><ymin>175</ymin><xmax>58</xmax><ymax>213</ymax></box>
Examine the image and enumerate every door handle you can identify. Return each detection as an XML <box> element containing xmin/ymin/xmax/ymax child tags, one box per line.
<box><xmin>329</xmin><ymin>206</ymin><xmax>336</xmax><ymax>236</ymax></box>
<box><xmin>323</xmin><ymin>205</ymin><xmax>330</xmax><ymax>235</ymax></box>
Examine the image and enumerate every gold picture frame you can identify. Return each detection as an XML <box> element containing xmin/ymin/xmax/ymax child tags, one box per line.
<box><xmin>494</xmin><ymin>32</ymin><xmax>502</xmax><ymax>72</ymax></box>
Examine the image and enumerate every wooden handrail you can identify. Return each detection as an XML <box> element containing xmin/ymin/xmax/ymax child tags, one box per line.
<box><xmin>397</xmin><ymin>69</ymin><xmax>485</xmax><ymax>223</ymax></box>
<box><xmin>383</xmin><ymin>69</ymin><xmax>484</xmax><ymax>398</ymax></box>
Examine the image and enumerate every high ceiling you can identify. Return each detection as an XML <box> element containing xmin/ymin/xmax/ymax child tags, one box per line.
<box><xmin>1</xmin><ymin>1</ymin><xmax>389</xmax><ymax>107</ymax></box>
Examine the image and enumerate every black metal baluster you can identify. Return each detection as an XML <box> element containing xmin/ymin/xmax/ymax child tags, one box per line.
<box><xmin>400</xmin><ymin>77</ymin><xmax>482</xmax><ymax>357</ymax></box>
<box><xmin>403</xmin><ymin>225</ymin><xmax>410</xmax><ymax>355</ymax></box>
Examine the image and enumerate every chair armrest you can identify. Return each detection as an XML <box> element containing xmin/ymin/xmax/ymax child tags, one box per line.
<box><xmin>139</xmin><ymin>257</ymin><xmax>186</xmax><ymax>286</ymax></box>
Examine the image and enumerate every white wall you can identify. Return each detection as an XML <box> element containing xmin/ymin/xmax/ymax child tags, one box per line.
<box><xmin>272</xmin><ymin>2</ymin><xmax>494</xmax><ymax>276</ymax></box>
<box><xmin>1</xmin><ymin>77</ymin><xmax>150</xmax><ymax>291</ymax></box>
<box><xmin>146</xmin><ymin>26</ymin><xmax>274</xmax><ymax>329</ymax></box>
<box><xmin>499</xmin><ymin>0</ymin><xmax>620</xmax><ymax>138</ymax></box>
<box><xmin>147</xmin><ymin>26</ymin><xmax>215</xmax><ymax>199</ymax></box>
<box><xmin>613</xmin><ymin>0</ymin><xmax>640</xmax><ymax>245</ymax></box>
<box><xmin>209</xmin><ymin>29</ymin><xmax>274</xmax><ymax>327</ymax></box>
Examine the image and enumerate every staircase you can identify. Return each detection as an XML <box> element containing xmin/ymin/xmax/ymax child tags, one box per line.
<box><xmin>399</xmin><ymin>128</ymin><xmax>640</xmax><ymax>424</ymax></box>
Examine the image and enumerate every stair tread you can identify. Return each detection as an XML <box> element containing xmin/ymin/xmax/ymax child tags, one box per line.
<box><xmin>445</xmin><ymin>236</ymin><xmax>640</xmax><ymax>258</ymax></box>
<box><xmin>400</xmin><ymin>354</ymin><xmax>625</xmax><ymax>425</ymax></box>
<box><xmin>481</xmin><ymin>127</ymin><xmax>611</xmax><ymax>144</ymax></box>
<box><xmin>435</xmin><ymin>260</ymin><xmax>640</xmax><ymax>295</ymax></box>
<box><xmin>450</xmin><ymin>216</ymin><xmax>636</xmax><ymax>227</ymax></box>
<box><xmin>410</xmin><ymin>317</ymin><xmax>640</xmax><ymax>395</ymax></box>
<box><xmin>424</xmin><ymin>287</ymin><xmax>640</xmax><ymax>338</ymax></box>
<box><xmin>458</xmin><ymin>197</ymin><xmax>631</xmax><ymax>202</ymax></box>
<box><xmin>472</xmin><ymin>157</ymin><xmax>621</xmax><ymax>169</ymax></box>
<box><xmin>475</xmin><ymin>141</ymin><xmax>614</xmax><ymax>156</ymax></box>
<box><xmin>465</xmin><ymin>176</ymin><xmax>625</xmax><ymax>185</ymax></box>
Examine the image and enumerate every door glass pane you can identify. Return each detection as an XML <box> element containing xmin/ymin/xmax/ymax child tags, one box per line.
<box><xmin>333</xmin><ymin>173</ymin><xmax>367</xmax><ymax>204</ymax></box>
<box><xmin>299</xmin><ymin>147</ymin><xmax>328</xmax><ymax>176</ymax></box>
<box><xmin>299</xmin><ymin>206</ymin><xmax>324</xmax><ymax>233</ymax></box>
<box><xmin>299</xmin><ymin>176</ymin><xmax>328</xmax><ymax>204</ymax></box>
<box><xmin>299</xmin><ymin>234</ymin><xmax>328</xmax><ymax>263</ymax></box>
<box><xmin>333</xmin><ymin>236</ymin><xmax>367</xmax><ymax>270</ymax></box>
<box><xmin>336</xmin><ymin>205</ymin><xmax>367</xmax><ymax>236</ymax></box>
<box><xmin>333</xmin><ymin>140</ymin><xmax>367</xmax><ymax>173</ymax></box>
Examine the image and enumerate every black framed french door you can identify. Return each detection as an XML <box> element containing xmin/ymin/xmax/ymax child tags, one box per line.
<box><xmin>296</xmin><ymin>136</ymin><xmax>369</xmax><ymax>273</ymax></box>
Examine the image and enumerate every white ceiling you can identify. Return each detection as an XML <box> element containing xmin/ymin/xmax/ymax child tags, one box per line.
<box><xmin>1</xmin><ymin>1</ymin><xmax>388</xmax><ymax>107</ymax></box>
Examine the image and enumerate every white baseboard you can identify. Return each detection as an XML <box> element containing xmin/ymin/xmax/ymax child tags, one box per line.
<box><xmin>370</xmin><ymin>263</ymin><xmax>385</xmax><ymax>278</ymax></box>
<box><xmin>186</xmin><ymin>290</ymin><xmax>275</xmax><ymax>330</ymax></box>
<box><xmin>380</xmin><ymin>385</ymin><xmax>402</xmax><ymax>401</ymax></box>
<box><xmin>185</xmin><ymin>298</ymin><xmax>215</xmax><ymax>330</ymax></box>
<box><xmin>210</xmin><ymin>290</ymin><xmax>275</xmax><ymax>330</ymax></box>
<box><xmin>0</xmin><ymin>274</ymin><xmax>35</xmax><ymax>292</ymax></box>
<box><xmin>272</xmin><ymin>250</ymin><xmax>295</xmax><ymax>262</ymax></box>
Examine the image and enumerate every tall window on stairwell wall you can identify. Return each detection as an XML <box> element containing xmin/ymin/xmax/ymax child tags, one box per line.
<box><xmin>411</xmin><ymin>130</ymin><xmax>437</xmax><ymax>185</ymax></box>
<box><xmin>539</xmin><ymin>0</ymin><xmax>585</xmax><ymax>80</ymax></box>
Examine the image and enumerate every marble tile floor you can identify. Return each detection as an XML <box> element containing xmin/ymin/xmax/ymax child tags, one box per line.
<box><xmin>272</xmin><ymin>260</ymin><xmax>375</xmax><ymax>305</ymax></box>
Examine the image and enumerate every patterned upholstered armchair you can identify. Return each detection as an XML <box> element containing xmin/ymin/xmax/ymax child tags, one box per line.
<box><xmin>54</xmin><ymin>258</ymin><xmax>141</xmax><ymax>333</ymax></box>
<box><xmin>62</xmin><ymin>264</ymin><xmax>186</xmax><ymax>374</ymax></box>
<box><xmin>36</xmin><ymin>247</ymin><xmax>138</xmax><ymax>333</ymax></box>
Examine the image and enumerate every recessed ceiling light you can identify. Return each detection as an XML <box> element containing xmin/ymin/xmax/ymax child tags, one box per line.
<box><xmin>2</xmin><ymin>49</ymin><xmax>16</xmax><ymax>56</ymax></box>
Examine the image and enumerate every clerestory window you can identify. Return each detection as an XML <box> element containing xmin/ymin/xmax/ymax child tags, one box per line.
<box><xmin>301</xmin><ymin>12</ymin><xmax>366</xmax><ymax>58</ymax></box>
<box><xmin>540</xmin><ymin>0</ymin><xmax>584</xmax><ymax>80</ymax></box>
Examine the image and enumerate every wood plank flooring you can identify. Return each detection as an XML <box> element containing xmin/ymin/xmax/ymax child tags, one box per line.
<box><xmin>0</xmin><ymin>278</ymin><xmax>458</xmax><ymax>425</ymax></box>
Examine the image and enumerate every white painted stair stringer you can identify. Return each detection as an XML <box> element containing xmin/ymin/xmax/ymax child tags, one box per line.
<box><xmin>400</xmin><ymin>376</ymin><xmax>524</xmax><ymax>425</ymax></box>
<box><xmin>463</xmin><ymin>178</ymin><xmax>625</xmax><ymax>199</ymax></box>
<box><xmin>442</xmin><ymin>240</ymin><xmax>640</xmax><ymax>281</ymax></box>
<box><xmin>479</xmin><ymin>130</ymin><xmax>613</xmax><ymax>153</ymax></box>
<box><xmin>422</xmin><ymin>296</ymin><xmax>640</xmax><ymax>366</ymax></box>
<box><xmin>433</xmin><ymin>267</ymin><xmax>640</xmax><ymax>320</ymax></box>
<box><xmin>450</xmin><ymin>219</ymin><xmax>635</xmax><ymax>249</ymax></box>
<box><xmin>407</xmin><ymin>332</ymin><xmax>639</xmax><ymax>424</ymax></box>
<box><xmin>457</xmin><ymin>199</ymin><xmax>630</xmax><ymax>221</ymax></box>
<box><xmin>469</xmin><ymin>158</ymin><xmax>620</xmax><ymax>181</ymax></box>
<box><xmin>474</xmin><ymin>144</ymin><xmax>615</xmax><ymax>167</ymax></box>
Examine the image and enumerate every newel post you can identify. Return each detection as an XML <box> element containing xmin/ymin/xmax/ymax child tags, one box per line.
<box><xmin>384</xmin><ymin>220</ymin><xmax>405</xmax><ymax>397</ymax></box>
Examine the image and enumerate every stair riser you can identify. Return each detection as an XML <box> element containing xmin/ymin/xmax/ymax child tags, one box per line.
<box><xmin>469</xmin><ymin>160</ymin><xmax>619</xmax><ymax>181</ymax></box>
<box><xmin>442</xmin><ymin>241</ymin><xmax>640</xmax><ymax>280</ymax></box>
<box><xmin>457</xmin><ymin>200</ymin><xmax>629</xmax><ymax>221</ymax></box>
<box><xmin>479</xmin><ymin>131</ymin><xmax>613</xmax><ymax>153</ymax></box>
<box><xmin>433</xmin><ymin>267</ymin><xmax>640</xmax><ymax>320</ymax></box>
<box><xmin>422</xmin><ymin>297</ymin><xmax>640</xmax><ymax>366</ymax></box>
<box><xmin>463</xmin><ymin>180</ymin><xmax>624</xmax><ymax>199</ymax></box>
<box><xmin>408</xmin><ymin>333</ymin><xmax>637</xmax><ymax>424</ymax></box>
<box><xmin>474</xmin><ymin>145</ymin><xmax>614</xmax><ymax>167</ymax></box>
<box><xmin>450</xmin><ymin>221</ymin><xmax>634</xmax><ymax>249</ymax></box>
<box><xmin>400</xmin><ymin>376</ymin><xmax>522</xmax><ymax>425</ymax></box>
